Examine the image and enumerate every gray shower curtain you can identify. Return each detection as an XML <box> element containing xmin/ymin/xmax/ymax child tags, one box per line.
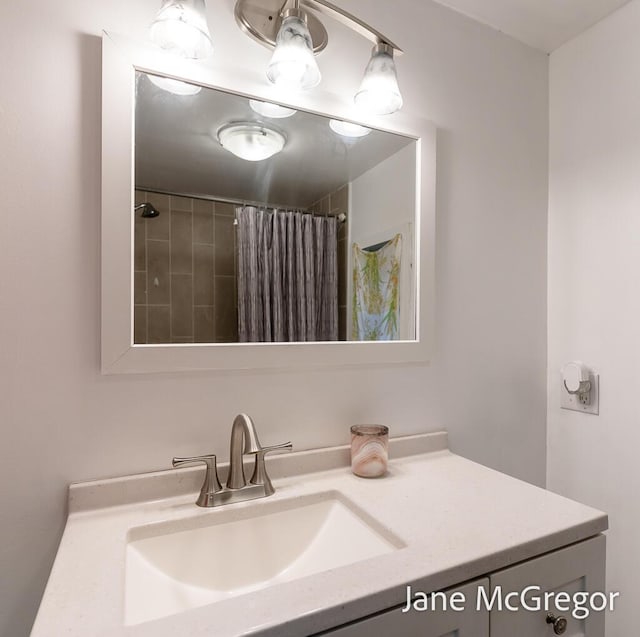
<box><xmin>236</xmin><ymin>206</ymin><xmax>339</xmax><ymax>343</ymax></box>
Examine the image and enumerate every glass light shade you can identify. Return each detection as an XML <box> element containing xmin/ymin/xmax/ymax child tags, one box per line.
<box><xmin>147</xmin><ymin>74</ymin><xmax>202</xmax><ymax>96</ymax></box>
<box><xmin>354</xmin><ymin>45</ymin><xmax>403</xmax><ymax>115</ymax></box>
<box><xmin>249</xmin><ymin>100</ymin><xmax>297</xmax><ymax>119</ymax></box>
<box><xmin>217</xmin><ymin>123</ymin><xmax>286</xmax><ymax>162</ymax></box>
<box><xmin>266</xmin><ymin>13</ymin><xmax>321</xmax><ymax>91</ymax></box>
<box><xmin>329</xmin><ymin>119</ymin><xmax>371</xmax><ymax>138</ymax></box>
<box><xmin>149</xmin><ymin>0</ymin><xmax>213</xmax><ymax>59</ymax></box>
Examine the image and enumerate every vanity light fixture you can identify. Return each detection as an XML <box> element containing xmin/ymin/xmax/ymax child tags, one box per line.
<box><xmin>217</xmin><ymin>122</ymin><xmax>287</xmax><ymax>161</ymax></box>
<box><xmin>149</xmin><ymin>0</ymin><xmax>214</xmax><ymax>59</ymax></box>
<box><xmin>266</xmin><ymin>6</ymin><xmax>322</xmax><ymax>90</ymax></box>
<box><xmin>249</xmin><ymin>99</ymin><xmax>297</xmax><ymax>119</ymax></box>
<box><xmin>329</xmin><ymin>119</ymin><xmax>371</xmax><ymax>138</ymax></box>
<box><xmin>354</xmin><ymin>43</ymin><xmax>403</xmax><ymax>115</ymax></box>
<box><xmin>234</xmin><ymin>0</ymin><xmax>404</xmax><ymax>114</ymax></box>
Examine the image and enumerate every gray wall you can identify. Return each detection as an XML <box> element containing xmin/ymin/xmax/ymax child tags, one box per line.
<box><xmin>0</xmin><ymin>0</ymin><xmax>548</xmax><ymax>635</ymax></box>
<box><xmin>548</xmin><ymin>1</ymin><xmax>640</xmax><ymax>633</ymax></box>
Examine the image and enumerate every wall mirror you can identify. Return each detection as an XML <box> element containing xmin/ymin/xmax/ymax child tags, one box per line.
<box><xmin>102</xmin><ymin>31</ymin><xmax>435</xmax><ymax>373</ymax></box>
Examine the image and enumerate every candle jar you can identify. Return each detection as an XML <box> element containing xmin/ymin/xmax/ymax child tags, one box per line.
<box><xmin>350</xmin><ymin>425</ymin><xmax>389</xmax><ymax>478</ymax></box>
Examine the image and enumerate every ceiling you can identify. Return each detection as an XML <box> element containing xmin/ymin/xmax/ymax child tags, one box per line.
<box><xmin>432</xmin><ymin>0</ymin><xmax>631</xmax><ymax>52</ymax></box>
<box><xmin>135</xmin><ymin>73</ymin><xmax>412</xmax><ymax>209</ymax></box>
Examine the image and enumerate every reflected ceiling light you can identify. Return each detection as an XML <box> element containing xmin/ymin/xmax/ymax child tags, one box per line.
<box><xmin>249</xmin><ymin>99</ymin><xmax>297</xmax><ymax>118</ymax></box>
<box><xmin>149</xmin><ymin>0</ymin><xmax>214</xmax><ymax>59</ymax></box>
<box><xmin>354</xmin><ymin>43</ymin><xmax>403</xmax><ymax>116</ymax></box>
<box><xmin>147</xmin><ymin>74</ymin><xmax>202</xmax><ymax>95</ymax></box>
<box><xmin>234</xmin><ymin>0</ymin><xmax>404</xmax><ymax>114</ymax></box>
<box><xmin>329</xmin><ymin>119</ymin><xmax>371</xmax><ymax>138</ymax></box>
<box><xmin>217</xmin><ymin>122</ymin><xmax>286</xmax><ymax>161</ymax></box>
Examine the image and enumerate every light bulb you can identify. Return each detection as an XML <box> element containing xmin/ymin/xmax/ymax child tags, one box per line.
<box><xmin>354</xmin><ymin>43</ymin><xmax>403</xmax><ymax>116</ymax></box>
<box><xmin>329</xmin><ymin>119</ymin><xmax>371</xmax><ymax>138</ymax></box>
<box><xmin>149</xmin><ymin>0</ymin><xmax>213</xmax><ymax>59</ymax></box>
<box><xmin>266</xmin><ymin>10</ymin><xmax>321</xmax><ymax>91</ymax></box>
<box><xmin>217</xmin><ymin>123</ymin><xmax>286</xmax><ymax>162</ymax></box>
<box><xmin>147</xmin><ymin>74</ymin><xmax>202</xmax><ymax>96</ymax></box>
<box><xmin>249</xmin><ymin>100</ymin><xmax>297</xmax><ymax>119</ymax></box>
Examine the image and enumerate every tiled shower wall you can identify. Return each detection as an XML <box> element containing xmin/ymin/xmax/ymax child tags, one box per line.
<box><xmin>310</xmin><ymin>184</ymin><xmax>349</xmax><ymax>341</ymax></box>
<box><xmin>134</xmin><ymin>191</ymin><xmax>238</xmax><ymax>344</ymax></box>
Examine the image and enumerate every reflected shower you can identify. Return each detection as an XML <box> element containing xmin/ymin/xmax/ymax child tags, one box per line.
<box><xmin>134</xmin><ymin>203</ymin><xmax>160</xmax><ymax>218</ymax></box>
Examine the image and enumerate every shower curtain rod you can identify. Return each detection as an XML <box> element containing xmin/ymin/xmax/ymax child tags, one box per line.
<box><xmin>137</xmin><ymin>187</ymin><xmax>306</xmax><ymax>213</ymax></box>
<box><xmin>136</xmin><ymin>187</ymin><xmax>346</xmax><ymax>221</ymax></box>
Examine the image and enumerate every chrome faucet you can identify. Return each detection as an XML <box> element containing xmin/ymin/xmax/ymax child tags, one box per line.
<box><xmin>173</xmin><ymin>413</ymin><xmax>292</xmax><ymax>508</ymax></box>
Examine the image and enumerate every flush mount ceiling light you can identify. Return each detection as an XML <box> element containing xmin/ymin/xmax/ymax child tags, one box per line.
<box><xmin>149</xmin><ymin>0</ymin><xmax>214</xmax><ymax>59</ymax></box>
<box><xmin>217</xmin><ymin>122</ymin><xmax>287</xmax><ymax>161</ymax></box>
<box><xmin>329</xmin><ymin>119</ymin><xmax>371</xmax><ymax>138</ymax></box>
<box><xmin>249</xmin><ymin>99</ymin><xmax>297</xmax><ymax>118</ymax></box>
<box><xmin>234</xmin><ymin>0</ymin><xmax>404</xmax><ymax>114</ymax></box>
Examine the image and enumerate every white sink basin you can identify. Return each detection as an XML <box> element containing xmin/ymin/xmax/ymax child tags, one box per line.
<box><xmin>125</xmin><ymin>491</ymin><xmax>403</xmax><ymax>625</ymax></box>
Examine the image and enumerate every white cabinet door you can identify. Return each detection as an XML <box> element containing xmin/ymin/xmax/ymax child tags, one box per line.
<box><xmin>319</xmin><ymin>578</ymin><xmax>489</xmax><ymax>637</ymax></box>
<box><xmin>490</xmin><ymin>535</ymin><xmax>606</xmax><ymax>637</ymax></box>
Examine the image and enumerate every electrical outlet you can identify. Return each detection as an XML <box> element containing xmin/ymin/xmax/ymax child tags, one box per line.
<box><xmin>561</xmin><ymin>373</ymin><xmax>599</xmax><ymax>415</ymax></box>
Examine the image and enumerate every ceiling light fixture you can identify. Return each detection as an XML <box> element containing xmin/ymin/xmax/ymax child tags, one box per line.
<box><xmin>329</xmin><ymin>119</ymin><xmax>371</xmax><ymax>138</ymax></box>
<box><xmin>234</xmin><ymin>0</ymin><xmax>404</xmax><ymax>114</ymax></box>
<box><xmin>249</xmin><ymin>99</ymin><xmax>297</xmax><ymax>119</ymax></box>
<box><xmin>149</xmin><ymin>0</ymin><xmax>214</xmax><ymax>59</ymax></box>
<box><xmin>217</xmin><ymin>122</ymin><xmax>287</xmax><ymax>161</ymax></box>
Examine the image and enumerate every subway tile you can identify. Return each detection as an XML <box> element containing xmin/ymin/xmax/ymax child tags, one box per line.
<box><xmin>193</xmin><ymin>207</ymin><xmax>214</xmax><ymax>245</ymax></box>
<box><xmin>214</xmin><ymin>202</ymin><xmax>236</xmax><ymax>217</ymax></box>
<box><xmin>171</xmin><ymin>195</ymin><xmax>193</xmax><ymax>212</ymax></box>
<box><xmin>193</xmin><ymin>198</ymin><xmax>213</xmax><ymax>215</ymax></box>
<box><xmin>193</xmin><ymin>243</ymin><xmax>214</xmax><ymax>306</ymax></box>
<box><xmin>134</xmin><ymin>271</ymin><xmax>147</xmax><ymax>305</ymax></box>
<box><xmin>315</xmin><ymin>196</ymin><xmax>330</xmax><ymax>216</ymax></box>
<box><xmin>171</xmin><ymin>336</ymin><xmax>193</xmax><ymax>344</ymax></box>
<box><xmin>134</xmin><ymin>190</ymin><xmax>147</xmax><ymax>206</ymax></box>
<box><xmin>330</xmin><ymin>185</ymin><xmax>348</xmax><ymax>216</ymax></box>
<box><xmin>146</xmin><ymin>193</ymin><xmax>170</xmax><ymax>239</ymax></box>
<box><xmin>214</xmin><ymin>215</ymin><xmax>236</xmax><ymax>276</ymax></box>
<box><xmin>194</xmin><ymin>306</ymin><xmax>215</xmax><ymax>343</ymax></box>
<box><xmin>170</xmin><ymin>210</ymin><xmax>193</xmax><ymax>274</ymax></box>
<box><xmin>171</xmin><ymin>274</ymin><xmax>193</xmax><ymax>338</ymax></box>
<box><xmin>147</xmin><ymin>240</ymin><xmax>170</xmax><ymax>305</ymax></box>
<box><xmin>134</xmin><ymin>306</ymin><xmax>147</xmax><ymax>344</ymax></box>
<box><xmin>214</xmin><ymin>276</ymin><xmax>238</xmax><ymax>342</ymax></box>
<box><xmin>148</xmin><ymin>306</ymin><xmax>170</xmax><ymax>343</ymax></box>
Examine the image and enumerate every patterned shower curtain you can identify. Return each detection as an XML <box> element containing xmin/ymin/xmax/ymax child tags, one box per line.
<box><xmin>236</xmin><ymin>206</ymin><xmax>339</xmax><ymax>343</ymax></box>
<box><xmin>352</xmin><ymin>234</ymin><xmax>402</xmax><ymax>341</ymax></box>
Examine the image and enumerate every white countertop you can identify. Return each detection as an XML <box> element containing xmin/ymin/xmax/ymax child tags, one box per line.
<box><xmin>31</xmin><ymin>433</ymin><xmax>607</xmax><ymax>637</ymax></box>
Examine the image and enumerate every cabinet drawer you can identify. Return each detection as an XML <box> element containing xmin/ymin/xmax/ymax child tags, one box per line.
<box><xmin>490</xmin><ymin>535</ymin><xmax>606</xmax><ymax>637</ymax></box>
<box><xmin>318</xmin><ymin>578</ymin><xmax>489</xmax><ymax>637</ymax></box>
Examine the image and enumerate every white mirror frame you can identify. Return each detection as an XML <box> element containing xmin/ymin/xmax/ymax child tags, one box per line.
<box><xmin>101</xmin><ymin>31</ymin><xmax>435</xmax><ymax>374</ymax></box>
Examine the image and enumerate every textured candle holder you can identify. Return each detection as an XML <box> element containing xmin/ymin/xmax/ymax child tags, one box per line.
<box><xmin>350</xmin><ymin>425</ymin><xmax>389</xmax><ymax>478</ymax></box>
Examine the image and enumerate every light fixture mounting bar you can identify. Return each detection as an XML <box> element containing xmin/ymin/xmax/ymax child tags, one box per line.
<box><xmin>235</xmin><ymin>0</ymin><xmax>329</xmax><ymax>52</ymax></box>
<box><xmin>300</xmin><ymin>0</ymin><xmax>403</xmax><ymax>54</ymax></box>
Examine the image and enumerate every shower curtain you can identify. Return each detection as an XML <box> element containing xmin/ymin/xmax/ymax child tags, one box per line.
<box><xmin>236</xmin><ymin>206</ymin><xmax>339</xmax><ymax>343</ymax></box>
<box><xmin>352</xmin><ymin>233</ymin><xmax>402</xmax><ymax>341</ymax></box>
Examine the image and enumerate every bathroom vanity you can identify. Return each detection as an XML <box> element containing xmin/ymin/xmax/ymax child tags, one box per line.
<box><xmin>31</xmin><ymin>432</ymin><xmax>607</xmax><ymax>637</ymax></box>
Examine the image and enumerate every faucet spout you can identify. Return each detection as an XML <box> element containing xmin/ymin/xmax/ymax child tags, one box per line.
<box><xmin>227</xmin><ymin>413</ymin><xmax>262</xmax><ymax>489</ymax></box>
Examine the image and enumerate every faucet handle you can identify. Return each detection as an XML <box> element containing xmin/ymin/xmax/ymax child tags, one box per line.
<box><xmin>250</xmin><ymin>442</ymin><xmax>293</xmax><ymax>496</ymax></box>
<box><xmin>172</xmin><ymin>455</ymin><xmax>222</xmax><ymax>507</ymax></box>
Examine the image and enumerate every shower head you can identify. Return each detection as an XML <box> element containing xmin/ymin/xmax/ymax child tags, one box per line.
<box><xmin>135</xmin><ymin>203</ymin><xmax>160</xmax><ymax>218</ymax></box>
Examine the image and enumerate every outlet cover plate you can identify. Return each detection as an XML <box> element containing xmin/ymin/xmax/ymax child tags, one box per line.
<box><xmin>561</xmin><ymin>373</ymin><xmax>599</xmax><ymax>415</ymax></box>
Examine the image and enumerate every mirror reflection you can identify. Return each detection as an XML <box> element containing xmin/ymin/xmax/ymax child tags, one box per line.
<box><xmin>134</xmin><ymin>72</ymin><xmax>417</xmax><ymax>344</ymax></box>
